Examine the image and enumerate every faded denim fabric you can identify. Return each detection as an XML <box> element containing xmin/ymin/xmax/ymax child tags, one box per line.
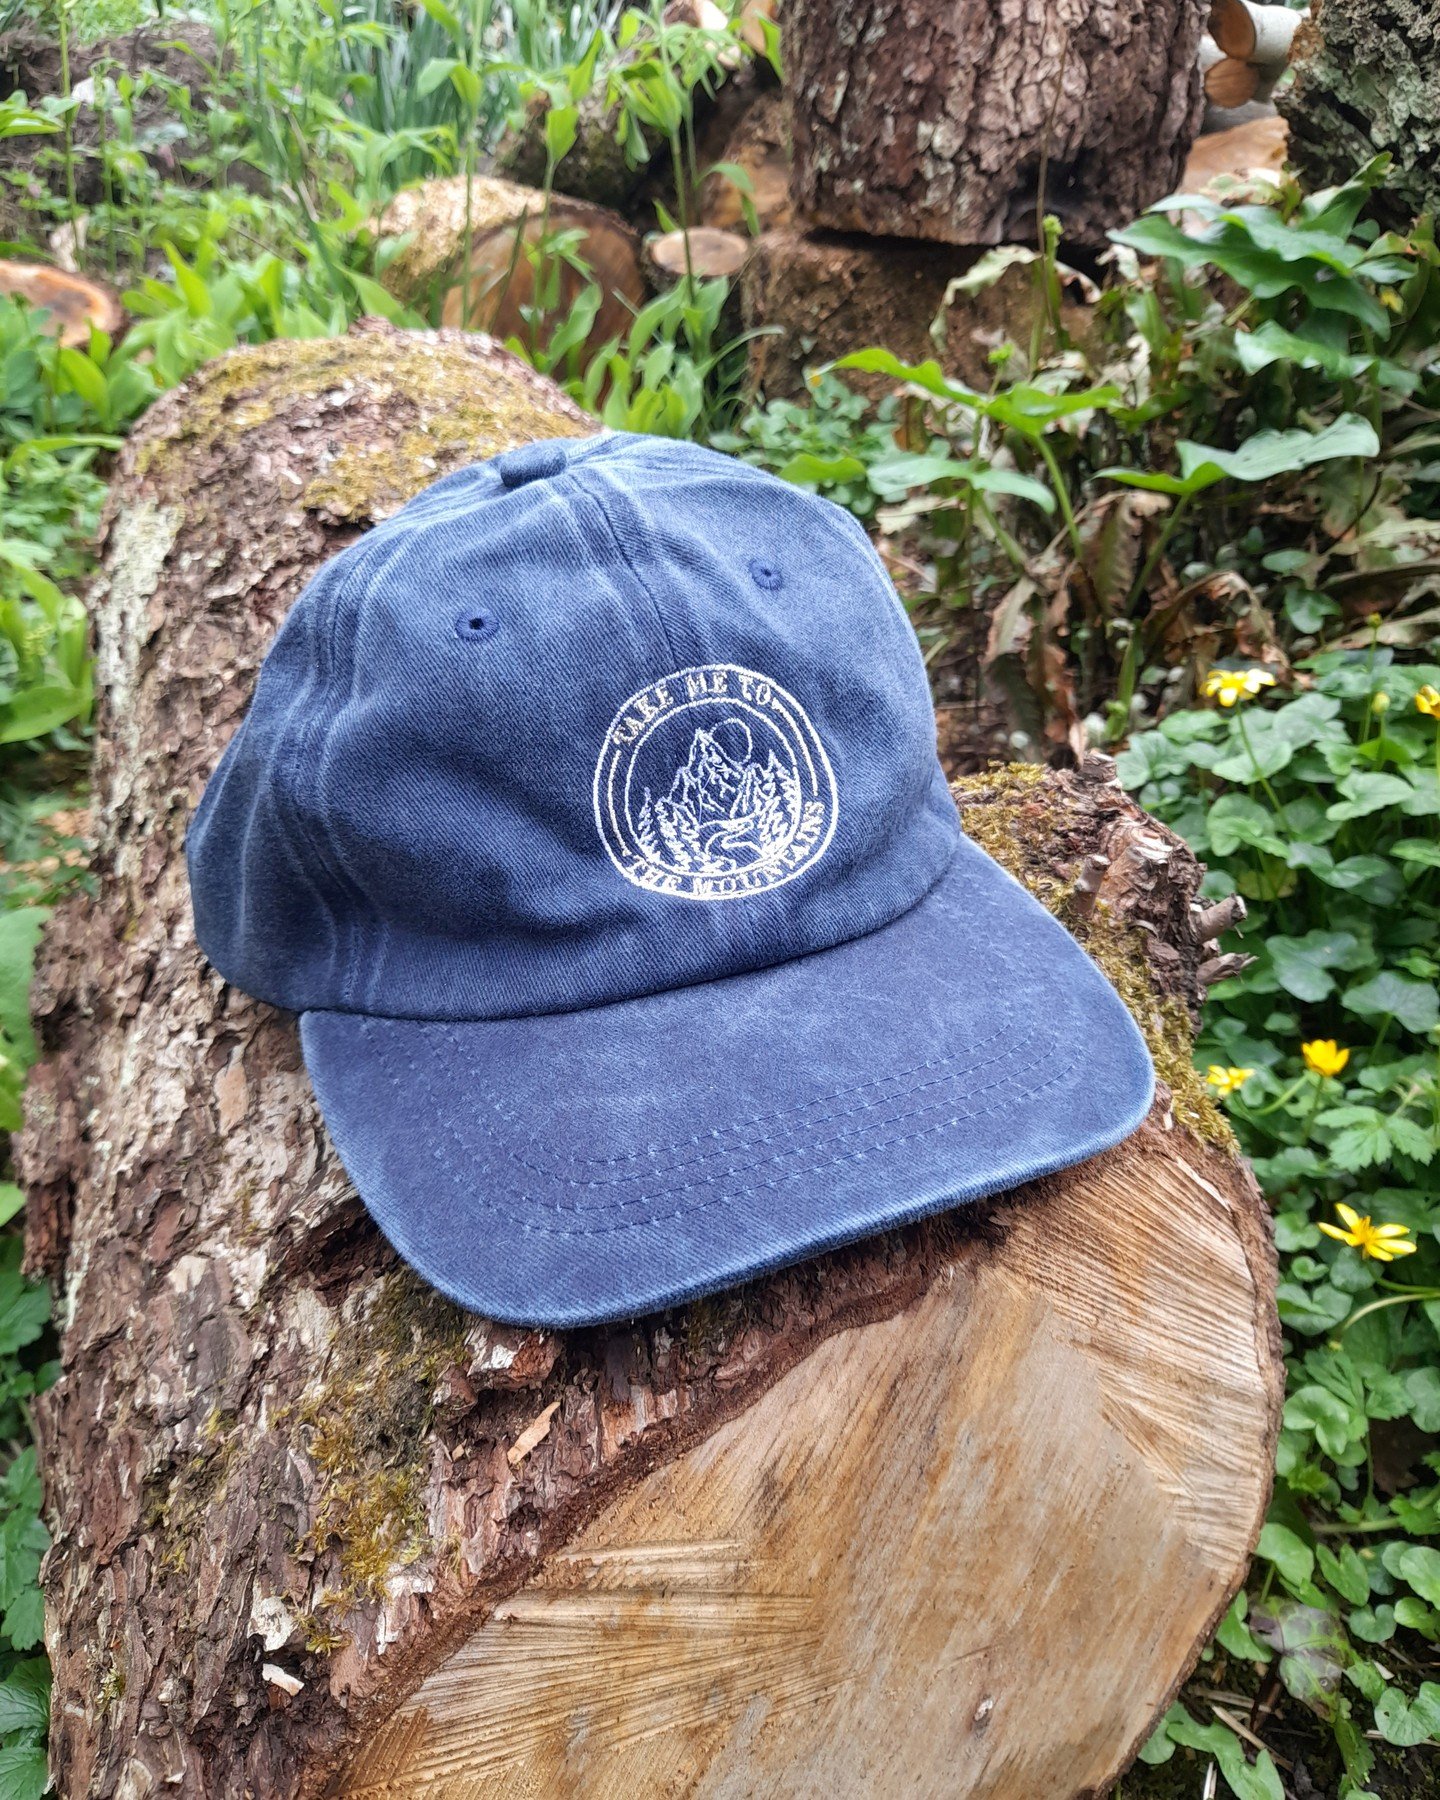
<box><xmin>188</xmin><ymin>433</ymin><xmax>1153</xmax><ymax>1326</ymax></box>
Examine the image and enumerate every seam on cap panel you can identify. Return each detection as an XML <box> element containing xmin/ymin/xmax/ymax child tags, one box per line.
<box><xmin>566</xmin><ymin>476</ymin><xmax>681</xmax><ymax>668</ymax></box>
<box><xmin>277</xmin><ymin>525</ymin><xmax>407</xmax><ymax>1007</ymax></box>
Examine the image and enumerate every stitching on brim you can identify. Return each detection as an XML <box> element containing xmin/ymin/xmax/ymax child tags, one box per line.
<box><xmin>366</xmin><ymin>1018</ymin><xmax>1077</xmax><ymax>1236</ymax></box>
<box><xmin>433</xmin><ymin>1014</ymin><xmax>1021</xmax><ymax>1178</ymax></box>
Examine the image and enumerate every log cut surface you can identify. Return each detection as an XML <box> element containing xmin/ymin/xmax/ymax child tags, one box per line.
<box><xmin>19</xmin><ymin>324</ymin><xmax>1281</xmax><ymax>1799</ymax></box>
<box><xmin>344</xmin><ymin>1118</ymin><xmax>1279</xmax><ymax>1799</ymax></box>
<box><xmin>377</xmin><ymin>176</ymin><xmax>644</xmax><ymax>359</ymax></box>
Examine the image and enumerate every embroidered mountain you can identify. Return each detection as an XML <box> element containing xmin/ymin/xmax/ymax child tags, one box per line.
<box><xmin>636</xmin><ymin>721</ymin><xmax>804</xmax><ymax>875</ymax></box>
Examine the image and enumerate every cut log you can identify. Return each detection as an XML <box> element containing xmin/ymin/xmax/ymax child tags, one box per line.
<box><xmin>784</xmin><ymin>0</ymin><xmax>1210</xmax><ymax>249</ymax></box>
<box><xmin>0</xmin><ymin>259</ymin><xmax>122</xmax><ymax>346</ymax></box>
<box><xmin>376</xmin><ymin>176</ymin><xmax>644</xmax><ymax>363</ymax></box>
<box><xmin>1208</xmin><ymin>0</ymin><xmax>1304</xmax><ymax>66</ymax></box>
<box><xmin>698</xmin><ymin>87</ymin><xmax>793</xmax><ymax>232</ymax></box>
<box><xmin>20</xmin><ymin>324</ymin><xmax>1280</xmax><ymax>1798</ymax></box>
<box><xmin>740</xmin><ymin>226</ymin><xmax>1098</xmax><ymax>400</ymax></box>
<box><xmin>645</xmin><ymin>225</ymin><xmax>751</xmax><ymax>287</ymax></box>
<box><xmin>1201</xmin><ymin>42</ymin><xmax>1263</xmax><ymax>109</ymax></box>
<box><xmin>1279</xmin><ymin>0</ymin><xmax>1440</xmax><ymax>232</ymax></box>
<box><xmin>1182</xmin><ymin>114</ymin><xmax>1289</xmax><ymax>192</ymax></box>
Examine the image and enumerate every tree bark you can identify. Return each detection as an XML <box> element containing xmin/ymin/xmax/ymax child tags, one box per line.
<box><xmin>21</xmin><ymin>323</ymin><xmax>1280</xmax><ymax>1799</ymax></box>
<box><xmin>784</xmin><ymin>0</ymin><xmax>1210</xmax><ymax>249</ymax></box>
<box><xmin>1279</xmin><ymin>0</ymin><xmax>1440</xmax><ymax>232</ymax></box>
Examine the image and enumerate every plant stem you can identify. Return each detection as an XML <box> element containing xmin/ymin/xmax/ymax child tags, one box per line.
<box><xmin>1035</xmin><ymin>433</ymin><xmax>1085</xmax><ymax>567</ymax></box>
<box><xmin>1236</xmin><ymin>706</ymin><xmax>1287</xmax><ymax>824</ymax></box>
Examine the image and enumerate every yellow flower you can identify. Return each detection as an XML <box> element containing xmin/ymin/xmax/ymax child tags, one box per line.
<box><xmin>1416</xmin><ymin>684</ymin><xmax>1440</xmax><ymax>719</ymax></box>
<box><xmin>1205</xmin><ymin>1065</ymin><xmax>1254</xmax><ymax>1098</ymax></box>
<box><xmin>1203</xmin><ymin>667</ymin><xmax>1277</xmax><ymax>709</ymax></box>
<box><xmin>1318</xmin><ymin>1202</ymin><xmax>1418</xmax><ymax>1262</ymax></box>
<box><xmin>1303</xmin><ymin>1039</ymin><xmax>1350</xmax><ymax>1078</ymax></box>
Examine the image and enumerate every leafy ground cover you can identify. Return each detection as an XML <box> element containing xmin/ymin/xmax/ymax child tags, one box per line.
<box><xmin>1</xmin><ymin>2</ymin><xmax>1439</xmax><ymax>1794</ymax></box>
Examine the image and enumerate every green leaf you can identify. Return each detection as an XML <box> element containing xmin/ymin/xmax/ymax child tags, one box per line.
<box><xmin>1375</xmin><ymin>1682</ymin><xmax>1440</xmax><ymax>1747</ymax></box>
<box><xmin>1102</xmin><ymin>414</ymin><xmax>1380</xmax><ymax>496</ymax></box>
<box><xmin>544</xmin><ymin>101</ymin><xmax>579</xmax><ymax>166</ymax></box>
<box><xmin>56</xmin><ymin>347</ymin><xmax>108</xmax><ymax>416</ymax></box>
<box><xmin>776</xmin><ymin>451</ymin><xmax>868</xmax><ymax>488</ymax></box>
<box><xmin>413</xmin><ymin>0</ymin><xmax>462</xmax><ymax>31</ymax></box>
<box><xmin>1</xmin><ymin>1585</ymin><xmax>43</xmax><ymax>1653</ymax></box>
<box><xmin>1256</xmin><ymin>1521</ymin><xmax>1316</xmax><ymax>1590</ymax></box>
<box><xmin>1327</xmin><ymin>772</ymin><xmax>1415</xmax><ymax>823</ymax></box>
<box><xmin>1318</xmin><ymin>1542</ymin><xmax>1372</xmax><ymax>1607</ymax></box>
<box><xmin>0</xmin><ymin>1659</ymin><xmax>48</xmax><ymax>1739</ymax></box>
<box><xmin>1343</xmin><ymin>971</ymin><xmax>1439</xmax><ymax>1034</ymax></box>
<box><xmin>1381</xmin><ymin>1542</ymin><xmax>1440</xmax><ymax>1606</ymax></box>
<box><xmin>1266</xmin><ymin>931</ymin><xmax>1364</xmax><ymax>1004</ymax></box>
<box><xmin>0</xmin><ymin>1743</ymin><xmax>48</xmax><ymax>1800</ymax></box>
<box><xmin>0</xmin><ymin>1267</ymin><xmax>48</xmax><ymax>1359</ymax></box>
<box><xmin>1216</xmin><ymin>1591</ymin><xmax>1271</xmax><ymax>1660</ymax></box>
<box><xmin>0</xmin><ymin>1186</ymin><xmax>25</xmax><ymax>1230</ymax></box>
<box><xmin>1157</xmin><ymin>1706</ymin><xmax>1286</xmax><ymax>1800</ymax></box>
<box><xmin>0</xmin><ymin>910</ymin><xmax>47</xmax><ymax>1065</ymax></box>
<box><xmin>416</xmin><ymin>55</ymin><xmax>461</xmax><ymax>95</ymax></box>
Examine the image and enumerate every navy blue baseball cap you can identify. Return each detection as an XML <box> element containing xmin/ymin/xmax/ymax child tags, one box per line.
<box><xmin>187</xmin><ymin>432</ymin><xmax>1152</xmax><ymax>1326</ymax></box>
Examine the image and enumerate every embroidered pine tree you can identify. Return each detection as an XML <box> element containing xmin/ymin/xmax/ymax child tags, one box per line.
<box><xmin>652</xmin><ymin>793</ymin><xmax>706</xmax><ymax>871</ymax></box>
<box><xmin>635</xmin><ymin>792</ymin><xmax>665</xmax><ymax>868</ymax></box>
<box><xmin>753</xmin><ymin>753</ymin><xmax>802</xmax><ymax>859</ymax></box>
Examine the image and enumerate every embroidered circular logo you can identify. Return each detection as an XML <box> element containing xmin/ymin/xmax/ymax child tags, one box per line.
<box><xmin>594</xmin><ymin>664</ymin><xmax>838</xmax><ymax>901</ymax></box>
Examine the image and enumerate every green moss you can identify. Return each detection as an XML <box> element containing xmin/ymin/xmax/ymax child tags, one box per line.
<box><xmin>954</xmin><ymin>765</ymin><xmax>1231</xmax><ymax>1149</ymax></box>
<box><xmin>292</xmin><ymin>1272</ymin><xmax>470</xmax><ymax>1608</ymax></box>
<box><xmin>132</xmin><ymin>330</ymin><xmax>590</xmax><ymax>523</ymax></box>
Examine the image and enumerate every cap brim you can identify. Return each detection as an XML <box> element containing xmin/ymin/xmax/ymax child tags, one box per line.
<box><xmin>300</xmin><ymin>836</ymin><xmax>1154</xmax><ymax>1328</ymax></box>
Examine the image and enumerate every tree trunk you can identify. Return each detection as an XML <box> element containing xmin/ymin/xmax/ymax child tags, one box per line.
<box><xmin>20</xmin><ymin>323</ymin><xmax>1281</xmax><ymax>1799</ymax></box>
<box><xmin>784</xmin><ymin>0</ymin><xmax>1210</xmax><ymax>249</ymax></box>
<box><xmin>376</xmin><ymin>176</ymin><xmax>644</xmax><ymax>364</ymax></box>
<box><xmin>1279</xmin><ymin>0</ymin><xmax>1440</xmax><ymax>232</ymax></box>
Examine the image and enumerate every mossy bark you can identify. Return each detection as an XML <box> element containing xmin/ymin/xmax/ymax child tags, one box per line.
<box><xmin>1279</xmin><ymin>0</ymin><xmax>1440</xmax><ymax>232</ymax></box>
<box><xmin>19</xmin><ymin>322</ymin><xmax>1277</xmax><ymax>1798</ymax></box>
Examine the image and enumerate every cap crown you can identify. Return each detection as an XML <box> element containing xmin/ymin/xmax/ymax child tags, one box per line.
<box><xmin>187</xmin><ymin>433</ymin><xmax>960</xmax><ymax>1020</ymax></box>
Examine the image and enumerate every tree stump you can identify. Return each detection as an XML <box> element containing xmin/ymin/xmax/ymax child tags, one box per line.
<box><xmin>20</xmin><ymin>324</ymin><xmax>1281</xmax><ymax>1799</ymax></box>
<box><xmin>784</xmin><ymin>0</ymin><xmax>1210</xmax><ymax>248</ymax></box>
<box><xmin>740</xmin><ymin>228</ymin><xmax>1098</xmax><ymax>400</ymax></box>
<box><xmin>1279</xmin><ymin>0</ymin><xmax>1440</xmax><ymax>232</ymax></box>
<box><xmin>376</xmin><ymin>176</ymin><xmax>644</xmax><ymax>362</ymax></box>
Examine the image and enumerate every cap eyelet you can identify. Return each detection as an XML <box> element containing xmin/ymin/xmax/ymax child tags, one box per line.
<box><xmin>749</xmin><ymin>559</ymin><xmax>784</xmax><ymax>591</ymax></box>
<box><xmin>454</xmin><ymin>610</ymin><xmax>498</xmax><ymax>644</ymax></box>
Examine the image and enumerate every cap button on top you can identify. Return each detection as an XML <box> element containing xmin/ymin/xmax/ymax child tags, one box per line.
<box><xmin>496</xmin><ymin>442</ymin><xmax>570</xmax><ymax>488</ymax></box>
